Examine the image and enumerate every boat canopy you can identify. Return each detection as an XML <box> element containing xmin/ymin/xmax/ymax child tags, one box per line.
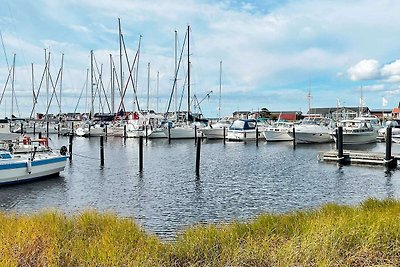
<box><xmin>229</xmin><ymin>119</ymin><xmax>257</xmax><ymax>130</ymax></box>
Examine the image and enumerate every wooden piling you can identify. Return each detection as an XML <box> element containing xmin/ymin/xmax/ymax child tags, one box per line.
<box><xmin>139</xmin><ymin>136</ymin><xmax>143</xmax><ymax>172</ymax></box>
<box><xmin>195</xmin><ymin>125</ymin><xmax>197</xmax><ymax>144</ymax></box>
<box><xmin>57</xmin><ymin>124</ymin><xmax>61</xmax><ymax>136</ymax></box>
<box><xmin>256</xmin><ymin>127</ymin><xmax>259</xmax><ymax>147</ymax></box>
<box><xmin>223</xmin><ymin>127</ymin><xmax>226</xmax><ymax>144</ymax></box>
<box><xmin>88</xmin><ymin>124</ymin><xmax>91</xmax><ymax>137</ymax></box>
<box><xmin>337</xmin><ymin>126</ymin><xmax>344</xmax><ymax>164</ymax></box>
<box><xmin>385</xmin><ymin>126</ymin><xmax>396</xmax><ymax>168</ymax></box>
<box><xmin>145</xmin><ymin>125</ymin><xmax>148</xmax><ymax>143</ymax></box>
<box><xmin>69</xmin><ymin>134</ymin><xmax>73</xmax><ymax>160</ymax></box>
<box><xmin>100</xmin><ymin>135</ymin><xmax>104</xmax><ymax>166</ymax></box>
<box><xmin>20</xmin><ymin>123</ymin><xmax>23</xmax><ymax>134</ymax></box>
<box><xmin>124</xmin><ymin>124</ymin><xmax>127</xmax><ymax>139</ymax></box>
<box><xmin>46</xmin><ymin>121</ymin><xmax>49</xmax><ymax>138</ymax></box>
<box><xmin>71</xmin><ymin>122</ymin><xmax>74</xmax><ymax>136</ymax></box>
<box><xmin>196</xmin><ymin>137</ymin><xmax>201</xmax><ymax>176</ymax></box>
<box><xmin>33</xmin><ymin>122</ymin><xmax>36</xmax><ymax>135</ymax></box>
<box><xmin>38</xmin><ymin>132</ymin><xmax>42</xmax><ymax>139</ymax></box>
<box><xmin>168</xmin><ymin>124</ymin><xmax>171</xmax><ymax>144</ymax></box>
<box><xmin>292</xmin><ymin>127</ymin><xmax>296</xmax><ymax>149</ymax></box>
<box><xmin>105</xmin><ymin>124</ymin><xmax>107</xmax><ymax>137</ymax></box>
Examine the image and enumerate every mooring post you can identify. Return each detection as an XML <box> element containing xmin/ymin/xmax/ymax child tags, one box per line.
<box><xmin>335</xmin><ymin>128</ymin><xmax>338</xmax><ymax>150</ymax></box>
<box><xmin>88</xmin><ymin>124</ymin><xmax>91</xmax><ymax>137</ymax></box>
<box><xmin>145</xmin><ymin>125</ymin><xmax>148</xmax><ymax>143</ymax></box>
<box><xmin>57</xmin><ymin>123</ymin><xmax>61</xmax><ymax>136</ymax></box>
<box><xmin>38</xmin><ymin>132</ymin><xmax>42</xmax><ymax>139</ymax></box>
<box><xmin>71</xmin><ymin>122</ymin><xmax>74</xmax><ymax>136</ymax></box>
<box><xmin>105</xmin><ymin>124</ymin><xmax>108</xmax><ymax>138</ymax></box>
<box><xmin>124</xmin><ymin>124</ymin><xmax>127</xmax><ymax>139</ymax></box>
<box><xmin>385</xmin><ymin>126</ymin><xmax>396</xmax><ymax>168</ymax></box>
<box><xmin>139</xmin><ymin>136</ymin><xmax>143</xmax><ymax>172</ymax></box>
<box><xmin>196</xmin><ymin>137</ymin><xmax>201</xmax><ymax>176</ymax></box>
<box><xmin>256</xmin><ymin>127</ymin><xmax>259</xmax><ymax>147</ymax></box>
<box><xmin>194</xmin><ymin>125</ymin><xmax>197</xmax><ymax>144</ymax></box>
<box><xmin>100</xmin><ymin>135</ymin><xmax>104</xmax><ymax>166</ymax></box>
<box><xmin>168</xmin><ymin>124</ymin><xmax>171</xmax><ymax>144</ymax></box>
<box><xmin>292</xmin><ymin>127</ymin><xmax>296</xmax><ymax>149</ymax></box>
<box><xmin>223</xmin><ymin>127</ymin><xmax>226</xmax><ymax>144</ymax></box>
<box><xmin>69</xmin><ymin>134</ymin><xmax>73</xmax><ymax>160</ymax></box>
<box><xmin>20</xmin><ymin>123</ymin><xmax>23</xmax><ymax>135</ymax></box>
<box><xmin>33</xmin><ymin>122</ymin><xmax>36</xmax><ymax>135</ymax></box>
<box><xmin>337</xmin><ymin>126</ymin><xmax>344</xmax><ymax>164</ymax></box>
<box><xmin>46</xmin><ymin>121</ymin><xmax>49</xmax><ymax>138</ymax></box>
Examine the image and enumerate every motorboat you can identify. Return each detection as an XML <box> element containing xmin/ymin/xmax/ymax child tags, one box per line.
<box><xmin>288</xmin><ymin>117</ymin><xmax>333</xmax><ymax>144</ymax></box>
<box><xmin>227</xmin><ymin>119</ymin><xmax>263</xmax><ymax>141</ymax></box>
<box><xmin>332</xmin><ymin>118</ymin><xmax>378</xmax><ymax>145</ymax></box>
<box><xmin>262</xmin><ymin>121</ymin><xmax>293</xmax><ymax>141</ymax></box>
<box><xmin>200</xmin><ymin>119</ymin><xmax>231</xmax><ymax>139</ymax></box>
<box><xmin>0</xmin><ymin>146</ymin><xmax>68</xmax><ymax>185</ymax></box>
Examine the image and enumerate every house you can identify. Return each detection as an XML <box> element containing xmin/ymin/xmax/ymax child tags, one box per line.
<box><xmin>269</xmin><ymin>111</ymin><xmax>302</xmax><ymax>121</ymax></box>
<box><xmin>370</xmin><ymin>109</ymin><xmax>392</xmax><ymax>119</ymax></box>
<box><xmin>308</xmin><ymin>107</ymin><xmax>370</xmax><ymax>120</ymax></box>
<box><xmin>232</xmin><ymin>111</ymin><xmax>251</xmax><ymax>119</ymax></box>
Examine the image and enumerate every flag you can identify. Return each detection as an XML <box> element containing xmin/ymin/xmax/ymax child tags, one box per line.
<box><xmin>382</xmin><ymin>96</ymin><xmax>388</xmax><ymax>107</ymax></box>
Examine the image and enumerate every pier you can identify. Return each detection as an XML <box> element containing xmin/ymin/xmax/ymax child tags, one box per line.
<box><xmin>319</xmin><ymin>150</ymin><xmax>399</xmax><ymax>168</ymax></box>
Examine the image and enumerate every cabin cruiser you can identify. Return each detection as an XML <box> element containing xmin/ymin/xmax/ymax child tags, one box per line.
<box><xmin>262</xmin><ymin>121</ymin><xmax>293</xmax><ymax>141</ymax></box>
<box><xmin>288</xmin><ymin>117</ymin><xmax>333</xmax><ymax>144</ymax></box>
<box><xmin>227</xmin><ymin>119</ymin><xmax>263</xmax><ymax>141</ymax></box>
<box><xmin>332</xmin><ymin>117</ymin><xmax>378</xmax><ymax>145</ymax></box>
<box><xmin>200</xmin><ymin>119</ymin><xmax>232</xmax><ymax>139</ymax></box>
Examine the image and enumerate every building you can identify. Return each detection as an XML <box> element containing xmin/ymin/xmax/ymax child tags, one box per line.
<box><xmin>307</xmin><ymin>107</ymin><xmax>370</xmax><ymax>120</ymax></box>
<box><xmin>269</xmin><ymin>111</ymin><xmax>302</xmax><ymax>121</ymax></box>
<box><xmin>369</xmin><ymin>109</ymin><xmax>392</xmax><ymax>119</ymax></box>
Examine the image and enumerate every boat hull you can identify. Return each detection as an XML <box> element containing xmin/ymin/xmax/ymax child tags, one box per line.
<box><xmin>163</xmin><ymin>127</ymin><xmax>197</xmax><ymax>139</ymax></box>
<box><xmin>290</xmin><ymin>132</ymin><xmax>333</xmax><ymax>144</ymax></box>
<box><xmin>0</xmin><ymin>156</ymin><xmax>67</xmax><ymax>185</ymax></box>
<box><xmin>201</xmin><ymin>128</ymin><xmax>226</xmax><ymax>139</ymax></box>
<box><xmin>263</xmin><ymin>130</ymin><xmax>292</xmax><ymax>141</ymax></box>
<box><xmin>334</xmin><ymin>132</ymin><xmax>378</xmax><ymax>145</ymax></box>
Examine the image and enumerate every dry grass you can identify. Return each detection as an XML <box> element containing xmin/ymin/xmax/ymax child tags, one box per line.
<box><xmin>1</xmin><ymin>199</ymin><xmax>400</xmax><ymax>266</ymax></box>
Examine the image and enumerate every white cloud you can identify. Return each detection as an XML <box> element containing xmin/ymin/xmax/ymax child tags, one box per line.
<box><xmin>381</xmin><ymin>59</ymin><xmax>400</xmax><ymax>83</ymax></box>
<box><xmin>362</xmin><ymin>84</ymin><xmax>385</xmax><ymax>92</ymax></box>
<box><xmin>68</xmin><ymin>24</ymin><xmax>89</xmax><ymax>33</ymax></box>
<box><xmin>347</xmin><ymin>59</ymin><xmax>380</xmax><ymax>81</ymax></box>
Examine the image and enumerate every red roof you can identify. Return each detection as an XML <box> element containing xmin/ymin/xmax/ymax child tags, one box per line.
<box><xmin>393</xmin><ymin>108</ymin><xmax>400</xmax><ymax>113</ymax></box>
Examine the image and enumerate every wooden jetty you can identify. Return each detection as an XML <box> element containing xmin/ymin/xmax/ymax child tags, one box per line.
<box><xmin>319</xmin><ymin>126</ymin><xmax>398</xmax><ymax>168</ymax></box>
<box><xmin>318</xmin><ymin>150</ymin><xmax>399</xmax><ymax>167</ymax></box>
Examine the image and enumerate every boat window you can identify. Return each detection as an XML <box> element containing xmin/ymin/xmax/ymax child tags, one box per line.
<box><xmin>0</xmin><ymin>153</ymin><xmax>12</xmax><ymax>159</ymax></box>
<box><xmin>230</xmin><ymin>120</ymin><xmax>245</xmax><ymax>129</ymax></box>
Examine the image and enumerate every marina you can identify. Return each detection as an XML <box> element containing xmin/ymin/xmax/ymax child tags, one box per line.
<box><xmin>1</xmin><ymin>133</ymin><xmax>400</xmax><ymax>238</ymax></box>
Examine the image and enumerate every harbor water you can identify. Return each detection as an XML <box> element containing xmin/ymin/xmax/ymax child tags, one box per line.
<box><xmin>1</xmin><ymin>135</ymin><xmax>399</xmax><ymax>238</ymax></box>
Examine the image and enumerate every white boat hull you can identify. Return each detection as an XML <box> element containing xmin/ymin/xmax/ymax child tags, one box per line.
<box><xmin>227</xmin><ymin>130</ymin><xmax>263</xmax><ymax>141</ymax></box>
<box><xmin>163</xmin><ymin>127</ymin><xmax>197</xmax><ymax>139</ymax></box>
<box><xmin>147</xmin><ymin>128</ymin><xmax>166</xmax><ymax>139</ymax></box>
<box><xmin>263</xmin><ymin>130</ymin><xmax>292</xmax><ymax>141</ymax></box>
<box><xmin>201</xmin><ymin>128</ymin><xmax>226</xmax><ymax>139</ymax></box>
<box><xmin>0</xmin><ymin>155</ymin><xmax>67</xmax><ymax>185</ymax></box>
<box><xmin>291</xmin><ymin>132</ymin><xmax>333</xmax><ymax>144</ymax></box>
<box><xmin>334</xmin><ymin>132</ymin><xmax>378</xmax><ymax>145</ymax></box>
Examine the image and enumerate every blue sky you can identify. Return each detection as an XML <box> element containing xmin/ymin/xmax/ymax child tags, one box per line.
<box><xmin>1</xmin><ymin>0</ymin><xmax>400</xmax><ymax>118</ymax></box>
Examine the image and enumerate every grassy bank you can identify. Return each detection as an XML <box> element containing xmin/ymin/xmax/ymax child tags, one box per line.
<box><xmin>1</xmin><ymin>199</ymin><xmax>400</xmax><ymax>266</ymax></box>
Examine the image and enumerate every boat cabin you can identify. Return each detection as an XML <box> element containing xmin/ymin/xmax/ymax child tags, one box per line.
<box><xmin>229</xmin><ymin>119</ymin><xmax>257</xmax><ymax>130</ymax></box>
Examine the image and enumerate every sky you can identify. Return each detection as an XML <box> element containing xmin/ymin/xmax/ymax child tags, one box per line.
<box><xmin>1</xmin><ymin>0</ymin><xmax>400</xmax><ymax>118</ymax></box>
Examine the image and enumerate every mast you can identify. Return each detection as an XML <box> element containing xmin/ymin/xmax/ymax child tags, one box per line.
<box><xmin>90</xmin><ymin>50</ymin><xmax>94</xmax><ymax>118</ymax></box>
<box><xmin>31</xmin><ymin>63</ymin><xmax>35</xmax><ymax>117</ymax></box>
<box><xmin>59</xmin><ymin>53</ymin><xmax>64</xmax><ymax>115</ymax></box>
<box><xmin>218</xmin><ymin>60</ymin><xmax>222</xmax><ymax>120</ymax></box>
<box><xmin>307</xmin><ymin>81</ymin><xmax>312</xmax><ymax>114</ymax></box>
<box><xmin>147</xmin><ymin>62</ymin><xmax>150</xmax><ymax>111</ymax></box>
<box><xmin>110</xmin><ymin>54</ymin><xmax>115</xmax><ymax>114</ymax></box>
<box><xmin>11</xmin><ymin>53</ymin><xmax>15</xmax><ymax>120</ymax></box>
<box><xmin>118</xmin><ymin>18</ymin><xmax>123</xmax><ymax>113</ymax></box>
<box><xmin>136</xmin><ymin>35</ymin><xmax>142</xmax><ymax>112</ymax></box>
<box><xmin>187</xmin><ymin>25</ymin><xmax>190</xmax><ymax>117</ymax></box>
<box><xmin>156</xmin><ymin>71</ymin><xmax>159</xmax><ymax>113</ymax></box>
<box><xmin>174</xmin><ymin>30</ymin><xmax>178</xmax><ymax>119</ymax></box>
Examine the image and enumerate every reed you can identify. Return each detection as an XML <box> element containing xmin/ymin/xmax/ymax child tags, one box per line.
<box><xmin>1</xmin><ymin>199</ymin><xmax>400</xmax><ymax>266</ymax></box>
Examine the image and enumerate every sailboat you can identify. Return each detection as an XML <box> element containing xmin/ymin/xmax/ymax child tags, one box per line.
<box><xmin>163</xmin><ymin>25</ymin><xmax>201</xmax><ymax>139</ymax></box>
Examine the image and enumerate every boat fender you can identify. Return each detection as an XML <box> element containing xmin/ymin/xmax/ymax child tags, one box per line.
<box><xmin>26</xmin><ymin>159</ymin><xmax>32</xmax><ymax>174</ymax></box>
<box><xmin>60</xmin><ymin>146</ymin><xmax>68</xmax><ymax>156</ymax></box>
<box><xmin>39</xmin><ymin>138</ymin><xmax>48</xmax><ymax>147</ymax></box>
<box><xmin>23</xmin><ymin>136</ymin><xmax>31</xmax><ymax>145</ymax></box>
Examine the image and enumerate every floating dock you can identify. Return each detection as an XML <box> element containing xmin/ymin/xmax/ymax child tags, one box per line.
<box><xmin>319</xmin><ymin>150</ymin><xmax>399</xmax><ymax>168</ymax></box>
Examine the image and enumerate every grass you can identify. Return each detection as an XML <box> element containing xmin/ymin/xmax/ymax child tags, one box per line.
<box><xmin>1</xmin><ymin>199</ymin><xmax>400</xmax><ymax>266</ymax></box>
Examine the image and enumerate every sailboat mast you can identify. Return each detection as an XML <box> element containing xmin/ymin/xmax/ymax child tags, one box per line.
<box><xmin>118</xmin><ymin>18</ymin><xmax>123</xmax><ymax>113</ymax></box>
<box><xmin>219</xmin><ymin>60</ymin><xmax>222</xmax><ymax>120</ymax></box>
<box><xmin>157</xmin><ymin>71</ymin><xmax>159</xmax><ymax>113</ymax></box>
<box><xmin>174</xmin><ymin>30</ymin><xmax>177</xmax><ymax>119</ymax></box>
<box><xmin>59</xmin><ymin>53</ymin><xmax>64</xmax><ymax>115</ymax></box>
<box><xmin>11</xmin><ymin>53</ymin><xmax>15</xmax><ymax>120</ymax></box>
<box><xmin>307</xmin><ymin>81</ymin><xmax>311</xmax><ymax>114</ymax></box>
<box><xmin>31</xmin><ymin>63</ymin><xmax>35</xmax><ymax>117</ymax></box>
<box><xmin>90</xmin><ymin>50</ymin><xmax>94</xmax><ymax>118</ymax></box>
<box><xmin>187</xmin><ymin>25</ymin><xmax>190</xmax><ymax>116</ymax></box>
<box><xmin>110</xmin><ymin>54</ymin><xmax>115</xmax><ymax>114</ymax></box>
<box><xmin>147</xmin><ymin>62</ymin><xmax>150</xmax><ymax>111</ymax></box>
<box><xmin>136</xmin><ymin>35</ymin><xmax>142</xmax><ymax>112</ymax></box>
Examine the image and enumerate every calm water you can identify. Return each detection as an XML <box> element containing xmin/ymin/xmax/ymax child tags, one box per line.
<box><xmin>1</xmin><ymin>135</ymin><xmax>400</xmax><ymax>238</ymax></box>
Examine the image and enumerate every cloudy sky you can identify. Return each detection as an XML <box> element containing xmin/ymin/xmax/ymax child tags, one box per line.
<box><xmin>1</xmin><ymin>0</ymin><xmax>400</xmax><ymax>118</ymax></box>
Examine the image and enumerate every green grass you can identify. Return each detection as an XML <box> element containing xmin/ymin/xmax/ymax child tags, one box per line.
<box><xmin>1</xmin><ymin>199</ymin><xmax>400</xmax><ymax>266</ymax></box>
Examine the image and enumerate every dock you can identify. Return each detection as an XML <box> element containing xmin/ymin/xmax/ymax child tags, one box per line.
<box><xmin>319</xmin><ymin>150</ymin><xmax>399</xmax><ymax>167</ymax></box>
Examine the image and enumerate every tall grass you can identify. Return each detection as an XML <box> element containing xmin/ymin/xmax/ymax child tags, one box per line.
<box><xmin>1</xmin><ymin>199</ymin><xmax>400</xmax><ymax>266</ymax></box>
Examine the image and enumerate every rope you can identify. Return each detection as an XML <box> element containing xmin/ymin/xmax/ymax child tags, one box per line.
<box><xmin>71</xmin><ymin>152</ymin><xmax>100</xmax><ymax>161</ymax></box>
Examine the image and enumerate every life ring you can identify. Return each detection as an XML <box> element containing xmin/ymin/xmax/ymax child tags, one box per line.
<box><xmin>23</xmin><ymin>136</ymin><xmax>31</xmax><ymax>145</ymax></box>
<box><xmin>38</xmin><ymin>138</ymin><xmax>48</xmax><ymax>147</ymax></box>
